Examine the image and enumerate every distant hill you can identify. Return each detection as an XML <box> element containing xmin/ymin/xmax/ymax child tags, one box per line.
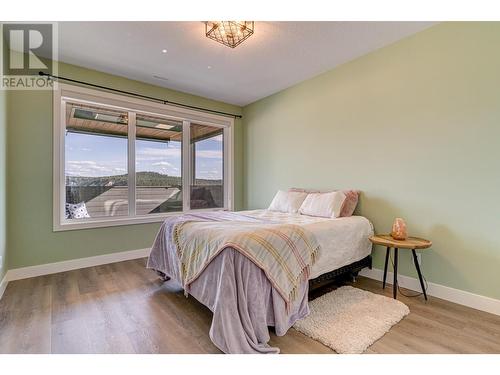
<box><xmin>66</xmin><ymin>171</ymin><xmax>221</xmax><ymax>187</ymax></box>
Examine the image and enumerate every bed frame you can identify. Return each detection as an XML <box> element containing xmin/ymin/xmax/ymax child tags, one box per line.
<box><xmin>156</xmin><ymin>255</ymin><xmax>373</xmax><ymax>287</ymax></box>
<box><xmin>308</xmin><ymin>255</ymin><xmax>372</xmax><ymax>287</ymax></box>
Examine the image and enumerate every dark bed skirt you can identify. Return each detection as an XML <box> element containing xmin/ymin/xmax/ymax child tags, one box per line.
<box><xmin>308</xmin><ymin>255</ymin><xmax>372</xmax><ymax>287</ymax></box>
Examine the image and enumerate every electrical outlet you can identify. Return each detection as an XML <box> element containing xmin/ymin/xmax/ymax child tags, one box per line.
<box><xmin>413</xmin><ymin>253</ymin><xmax>422</xmax><ymax>267</ymax></box>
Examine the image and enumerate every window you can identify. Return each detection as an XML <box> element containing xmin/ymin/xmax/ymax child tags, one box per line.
<box><xmin>65</xmin><ymin>103</ymin><xmax>129</xmax><ymax>218</ymax></box>
<box><xmin>190</xmin><ymin>123</ymin><xmax>224</xmax><ymax>209</ymax></box>
<box><xmin>136</xmin><ymin>114</ymin><xmax>183</xmax><ymax>214</ymax></box>
<box><xmin>54</xmin><ymin>84</ymin><xmax>234</xmax><ymax>231</ymax></box>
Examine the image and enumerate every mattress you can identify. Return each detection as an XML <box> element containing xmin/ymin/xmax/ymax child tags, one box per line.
<box><xmin>240</xmin><ymin>210</ymin><xmax>374</xmax><ymax>279</ymax></box>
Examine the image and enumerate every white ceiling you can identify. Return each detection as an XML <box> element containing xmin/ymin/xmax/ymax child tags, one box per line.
<box><xmin>47</xmin><ymin>22</ymin><xmax>435</xmax><ymax>106</ymax></box>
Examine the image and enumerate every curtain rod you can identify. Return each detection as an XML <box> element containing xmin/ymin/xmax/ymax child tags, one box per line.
<box><xmin>38</xmin><ymin>71</ymin><xmax>242</xmax><ymax>119</ymax></box>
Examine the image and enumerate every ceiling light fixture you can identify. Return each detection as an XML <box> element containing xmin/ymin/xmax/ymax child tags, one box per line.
<box><xmin>205</xmin><ymin>21</ymin><xmax>254</xmax><ymax>49</ymax></box>
<box><xmin>162</xmin><ymin>49</ymin><xmax>167</xmax><ymax>53</ymax></box>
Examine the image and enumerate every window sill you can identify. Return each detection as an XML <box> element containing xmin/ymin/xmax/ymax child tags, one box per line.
<box><xmin>53</xmin><ymin>208</ymin><xmax>228</xmax><ymax>232</ymax></box>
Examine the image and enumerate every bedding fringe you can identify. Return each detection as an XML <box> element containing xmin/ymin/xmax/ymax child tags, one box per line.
<box><xmin>285</xmin><ymin>244</ymin><xmax>320</xmax><ymax>313</ymax></box>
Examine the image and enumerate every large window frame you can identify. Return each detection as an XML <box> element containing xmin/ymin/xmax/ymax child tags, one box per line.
<box><xmin>53</xmin><ymin>83</ymin><xmax>234</xmax><ymax>231</ymax></box>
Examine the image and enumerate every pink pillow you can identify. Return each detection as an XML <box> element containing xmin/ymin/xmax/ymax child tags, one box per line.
<box><xmin>289</xmin><ymin>188</ymin><xmax>359</xmax><ymax>217</ymax></box>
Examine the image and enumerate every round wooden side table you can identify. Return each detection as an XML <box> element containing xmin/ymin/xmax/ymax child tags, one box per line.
<box><xmin>369</xmin><ymin>234</ymin><xmax>432</xmax><ymax>300</ymax></box>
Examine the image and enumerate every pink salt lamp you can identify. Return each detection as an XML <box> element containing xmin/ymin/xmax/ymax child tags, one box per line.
<box><xmin>391</xmin><ymin>218</ymin><xmax>408</xmax><ymax>240</ymax></box>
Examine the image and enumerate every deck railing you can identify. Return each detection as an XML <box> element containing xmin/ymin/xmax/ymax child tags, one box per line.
<box><xmin>66</xmin><ymin>184</ymin><xmax>223</xmax><ymax>218</ymax></box>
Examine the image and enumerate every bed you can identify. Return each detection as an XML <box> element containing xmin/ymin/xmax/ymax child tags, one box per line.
<box><xmin>147</xmin><ymin>209</ymin><xmax>373</xmax><ymax>354</ymax></box>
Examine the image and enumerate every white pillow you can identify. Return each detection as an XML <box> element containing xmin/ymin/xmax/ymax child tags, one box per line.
<box><xmin>299</xmin><ymin>191</ymin><xmax>346</xmax><ymax>218</ymax></box>
<box><xmin>287</xmin><ymin>191</ymin><xmax>309</xmax><ymax>213</ymax></box>
<box><xmin>268</xmin><ymin>190</ymin><xmax>308</xmax><ymax>213</ymax></box>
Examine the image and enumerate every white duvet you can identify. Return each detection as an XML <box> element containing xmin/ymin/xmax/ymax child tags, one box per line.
<box><xmin>241</xmin><ymin>209</ymin><xmax>374</xmax><ymax>279</ymax></box>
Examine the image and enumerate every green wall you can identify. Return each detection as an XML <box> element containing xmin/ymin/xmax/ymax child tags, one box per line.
<box><xmin>0</xmin><ymin>88</ymin><xmax>6</xmax><ymax>280</ymax></box>
<box><xmin>7</xmin><ymin>60</ymin><xmax>243</xmax><ymax>269</ymax></box>
<box><xmin>243</xmin><ymin>22</ymin><xmax>500</xmax><ymax>299</ymax></box>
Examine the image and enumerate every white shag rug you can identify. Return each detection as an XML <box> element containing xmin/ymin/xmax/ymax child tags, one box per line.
<box><xmin>294</xmin><ymin>286</ymin><xmax>410</xmax><ymax>354</ymax></box>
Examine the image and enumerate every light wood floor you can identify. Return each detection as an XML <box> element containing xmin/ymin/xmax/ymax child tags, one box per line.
<box><xmin>1</xmin><ymin>258</ymin><xmax>499</xmax><ymax>354</ymax></box>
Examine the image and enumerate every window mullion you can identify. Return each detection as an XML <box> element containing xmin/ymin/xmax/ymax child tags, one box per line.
<box><xmin>182</xmin><ymin>120</ymin><xmax>191</xmax><ymax>212</ymax></box>
<box><xmin>223</xmin><ymin>127</ymin><xmax>230</xmax><ymax>210</ymax></box>
<box><xmin>128</xmin><ymin>111</ymin><xmax>136</xmax><ymax>217</ymax></box>
<box><xmin>57</xmin><ymin>98</ymin><xmax>67</xmax><ymax>227</ymax></box>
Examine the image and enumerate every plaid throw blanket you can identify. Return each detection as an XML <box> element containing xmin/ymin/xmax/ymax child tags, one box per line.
<box><xmin>149</xmin><ymin>211</ymin><xmax>320</xmax><ymax>308</ymax></box>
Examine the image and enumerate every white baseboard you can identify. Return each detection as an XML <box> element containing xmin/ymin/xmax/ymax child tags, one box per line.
<box><xmin>0</xmin><ymin>273</ymin><xmax>7</xmax><ymax>300</ymax></box>
<box><xmin>6</xmin><ymin>248</ymin><xmax>150</xmax><ymax>282</ymax></box>
<box><xmin>360</xmin><ymin>267</ymin><xmax>500</xmax><ymax>316</ymax></box>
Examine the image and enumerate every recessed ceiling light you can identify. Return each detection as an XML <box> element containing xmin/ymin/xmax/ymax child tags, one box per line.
<box><xmin>162</xmin><ymin>49</ymin><xmax>167</xmax><ymax>53</ymax></box>
<box><xmin>207</xmin><ymin>66</ymin><xmax>212</xmax><ymax>69</ymax></box>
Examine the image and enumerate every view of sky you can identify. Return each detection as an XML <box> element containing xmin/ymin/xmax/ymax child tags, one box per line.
<box><xmin>65</xmin><ymin>132</ymin><xmax>223</xmax><ymax>180</ymax></box>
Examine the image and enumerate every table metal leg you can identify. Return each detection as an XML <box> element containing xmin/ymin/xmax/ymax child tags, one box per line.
<box><xmin>393</xmin><ymin>248</ymin><xmax>398</xmax><ymax>299</ymax></box>
<box><xmin>412</xmin><ymin>249</ymin><xmax>428</xmax><ymax>300</ymax></box>
<box><xmin>383</xmin><ymin>247</ymin><xmax>390</xmax><ymax>289</ymax></box>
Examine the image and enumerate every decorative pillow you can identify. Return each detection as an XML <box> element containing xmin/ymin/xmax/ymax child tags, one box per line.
<box><xmin>268</xmin><ymin>190</ymin><xmax>308</xmax><ymax>213</ymax></box>
<box><xmin>299</xmin><ymin>191</ymin><xmax>346</xmax><ymax>218</ymax></box>
<box><xmin>290</xmin><ymin>188</ymin><xmax>359</xmax><ymax>217</ymax></box>
<box><xmin>66</xmin><ymin>202</ymin><xmax>90</xmax><ymax>219</ymax></box>
<box><xmin>339</xmin><ymin>190</ymin><xmax>359</xmax><ymax>217</ymax></box>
